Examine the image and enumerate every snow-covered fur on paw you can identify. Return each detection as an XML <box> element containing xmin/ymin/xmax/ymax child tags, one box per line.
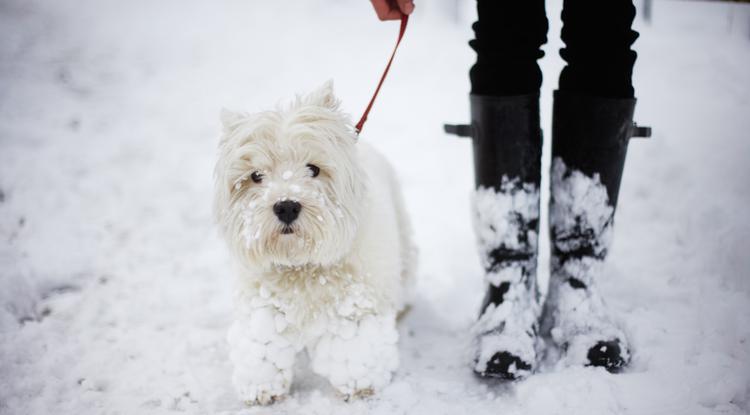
<box><xmin>214</xmin><ymin>81</ymin><xmax>416</xmax><ymax>404</ymax></box>
<box><xmin>542</xmin><ymin>157</ymin><xmax>630</xmax><ymax>370</ymax></box>
<box><xmin>227</xmin><ymin>304</ymin><xmax>295</xmax><ymax>405</ymax></box>
<box><xmin>310</xmin><ymin>312</ymin><xmax>399</xmax><ymax>398</ymax></box>
<box><xmin>471</xmin><ymin>179</ymin><xmax>541</xmax><ymax>379</ymax></box>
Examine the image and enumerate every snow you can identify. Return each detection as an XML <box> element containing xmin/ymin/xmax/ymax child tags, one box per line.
<box><xmin>227</xmin><ymin>305</ymin><xmax>295</xmax><ymax>405</ymax></box>
<box><xmin>1</xmin><ymin>0</ymin><xmax>750</xmax><ymax>414</ymax></box>
<box><xmin>549</xmin><ymin>158</ymin><xmax>614</xmax><ymax>256</ymax></box>
<box><xmin>472</xmin><ymin>179</ymin><xmax>540</xmax><ymax>267</ymax></box>
<box><xmin>471</xmin><ymin>180</ymin><xmax>541</xmax><ymax>377</ymax></box>
<box><xmin>542</xmin><ymin>258</ymin><xmax>631</xmax><ymax>369</ymax></box>
<box><xmin>474</xmin><ymin>299</ymin><xmax>539</xmax><ymax>378</ymax></box>
<box><xmin>309</xmin><ymin>312</ymin><xmax>400</xmax><ymax>398</ymax></box>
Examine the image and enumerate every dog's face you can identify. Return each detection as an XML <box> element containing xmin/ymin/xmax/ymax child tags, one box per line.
<box><xmin>214</xmin><ymin>81</ymin><xmax>365</xmax><ymax>269</ymax></box>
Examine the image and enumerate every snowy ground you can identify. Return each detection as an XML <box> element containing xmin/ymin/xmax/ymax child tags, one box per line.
<box><xmin>2</xmin><ymin>0</ymin><xmax>750</xmax><ymax>414</ymax></box>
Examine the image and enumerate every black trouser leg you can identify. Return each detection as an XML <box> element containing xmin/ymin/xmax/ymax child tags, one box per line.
<box><xmin>469</xmin><ymin>0</ymin><xmax>548</xmax><ymax>96</ymax></box>
<box><xmin>545</xmin><ymin>0</ymin><xmax>648</xmax><ymax>372</ymax></box>
<box><xmin>545</xmin><ymin>91</ymin><xmax>642</xmax><ymax>372</ymax></box>
<box><xmin>469</xmin><ymin>1</ymin><xmax>546</xmax><ymax>314</ymax></box>
<box><xmin>558</xmin><ymin>0</ymin><xmax>639</xmax><ymax>98</ymax></box>
<box><xmin>467</xmin><ymin>0</ymin><xmax>548</xmax><ymax>192</ymax></box>
<box><xmin>553</xmin><ymin>0</ymin><xmax>643</xmax><ymax>221</ymax></box>
<box><xmin>462</xmin><ymin>1</ymin><xmax>548</xmax><ymax>381</ymax></box>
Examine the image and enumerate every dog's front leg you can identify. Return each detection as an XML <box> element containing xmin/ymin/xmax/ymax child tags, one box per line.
<box><xmin>310</xmin><ymin>311</ymin><xmax>399</xmax><ymax>399</ymax></box>
<box><xmin>227</xmin><ymin>305</ymin><xmax>295</xmax><ymax>405</ymax></box>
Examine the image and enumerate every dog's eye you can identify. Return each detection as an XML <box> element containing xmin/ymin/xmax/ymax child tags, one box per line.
<box><xmin>307</xmin><ymin>164</ymin><xmax>321</xmax><ymax>178</ymax></box>
<box><xmin>250</xmin><ymin>171</ymin><xmax>264</xmax><ymax>183</ymax></box>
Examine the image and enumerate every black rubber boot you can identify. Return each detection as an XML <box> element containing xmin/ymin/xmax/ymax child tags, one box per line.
<box><xmin>541</xmin><ymin>90</ymin><xmax>650</xmax><ymax>372</ymax></box>
<box><xmin>446</xmin><ymin>94</ymin><xmax>543</xmax><ymax>380</ymax></box>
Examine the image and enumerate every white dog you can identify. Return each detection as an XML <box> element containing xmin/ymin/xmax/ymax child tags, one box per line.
<box><xmin>213</xmin><ymin>81</ymin><xmax>416</xmax><ymax>405</ymax></box>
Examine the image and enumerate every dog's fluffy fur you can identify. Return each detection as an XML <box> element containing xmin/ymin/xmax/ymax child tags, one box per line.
<box><xmin>214</xmin><ymin>81</ymin><xmax>416</xmax><ymax>404</ymax></box>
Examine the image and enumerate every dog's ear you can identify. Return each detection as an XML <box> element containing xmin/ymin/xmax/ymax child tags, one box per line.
<box><xmin>307</xmin><ymin>80</ymin><xmax>340</xmax><ymax>110</ymax></box>
<box><xmin>220</xmin><ymin>108</ymin><xmax>247</xmax><ymax>134</ymax></box>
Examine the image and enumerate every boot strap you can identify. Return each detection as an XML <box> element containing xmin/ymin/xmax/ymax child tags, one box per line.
<box><xmin>445</xmin><ymin>122</ymin><xmax>652</xmax><ymax>140</ymax></box>
<box><xmin>444</xmin><ymin>123</ymin><xmax>473</xmax><ymax>138</ymax></box>
<box><xmin>629</xmin><ymin>122</ymin><xmax>652</xmax><ymax>139</ymax></box>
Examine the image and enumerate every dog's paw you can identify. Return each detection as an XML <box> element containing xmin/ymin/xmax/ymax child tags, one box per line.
<box><xmin>338</xmin><ymin>387</ymin><xmax>375</xmax><ymax>402</ymax></box>
<box><xmin>239</xmin><ymin>385</ymin><xmax>288</xmax><ymax>406</ymax></box>
<box><xmin>228</xmin><ymin>308</ymin><xmax>295</xmax><ymax>405</ymax></box>
<box><xmin>244</xmin><ymin>394</ymin><xmax>286</xmax><ymax>407</ymax></box>
<box><xmin>311</xmin><ymin>313</ymin><xmax>399</xmax><ymax>398</ymax></box>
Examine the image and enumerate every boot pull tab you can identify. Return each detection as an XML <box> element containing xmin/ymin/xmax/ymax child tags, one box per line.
<box><xmin>444</xmin><ymin>123</ymin><xmax>473</xmax><ymax>138</ymax></box>
<box><xmin>629</xmin><ymin>122</ymin><xmax>652</xmax><ymax>139</ymax></box>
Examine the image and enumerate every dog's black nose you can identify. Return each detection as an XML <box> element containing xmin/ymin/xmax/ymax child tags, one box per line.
<box><xmin>273</xmin><ymin>200</ymin><xmax>301</xmax><ymax>225</ymax></box>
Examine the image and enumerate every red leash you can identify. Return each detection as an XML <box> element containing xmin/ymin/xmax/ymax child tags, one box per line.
<box><xmin>354</xmin><ymin>14</ymin><xmax>409</xmax><ymax>135</ymax></box>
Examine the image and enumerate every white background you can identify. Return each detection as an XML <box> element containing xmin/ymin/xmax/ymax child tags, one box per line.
<box><xmin>1</xmin><ymin>0</ymin><xmax>749</xmax><ymax>413</ymax></box>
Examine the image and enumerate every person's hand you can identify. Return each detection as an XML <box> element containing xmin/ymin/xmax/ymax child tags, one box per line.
<box><xmin>370</xmin><ymin>0</ymin><xmax>414</xmax><ymax>21</ymax></box>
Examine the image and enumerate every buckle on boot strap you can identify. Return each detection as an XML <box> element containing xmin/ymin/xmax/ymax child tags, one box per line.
<box><xmin>444</xmin><ymin>123</ymin><xmax>473</xmax><ymax>138</ymax></box>
<box><xmin>629</xmin><ymin>122</ymin><xmax>652</xmax><ymax>139</ymax></box>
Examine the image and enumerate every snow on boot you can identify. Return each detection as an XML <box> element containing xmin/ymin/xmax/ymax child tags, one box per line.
<box><xmin>446</xmin><ymin>94</ymin><xmax>543</xmax><ymax>380</ymax></box>
<box><xmin>541</xmin><ymin>90</ymin><xmax>650</xmax><ymax>372</ymax></box>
